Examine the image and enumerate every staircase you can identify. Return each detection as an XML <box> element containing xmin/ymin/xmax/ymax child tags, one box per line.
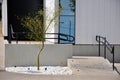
<box><xmin>67</xmin><ymin>56</ymin><xmax>117</xmax><ymax>75</ymax></box>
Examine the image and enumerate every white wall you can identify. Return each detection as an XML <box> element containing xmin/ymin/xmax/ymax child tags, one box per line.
<box><xmin>2</xmin><ymin>0</ymin><xmax>7</xmax><ymax>36</ymax></box>
<box><xmin>76</xmin><ymin>0</ymin><xmax>120</xmax><ymax>44</ymax></box>
<box><xmin>44</xmin><ymin>0</ymin><xmax>59</xmax><ymax>43</ymax></box>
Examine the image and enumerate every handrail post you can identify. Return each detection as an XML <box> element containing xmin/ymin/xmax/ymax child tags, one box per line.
<box><xmin>58</xmin><ymin>33</ymin><xmax>60</xmax><ymax>44</ymax></box>
<box><xmin>16</xmin><ymin>33</ymin><xmax>18</xmax><ymax>44</ymax></box>
<box><xmin>8</xmin><ymin>26</ymin><xmax>11</xmax><ymax>44</ymax></box>
<box><xmin>112</xmin><ymin>46</ymin><xmax>115</xmax><ymax>70</ymax></box>
<box><xmin>104</xmin><ymin>37</ymin><xmax>106</xmax><ymax>59</ymax></box>
<box><xmin>98</xmin><ymin>36</ymin><xmax>100</xmax><ymax>56</ymax></box>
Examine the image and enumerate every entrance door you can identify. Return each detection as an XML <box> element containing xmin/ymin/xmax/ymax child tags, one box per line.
<box><xmin>7</xmin><ymin>0</ymin><xmax>43</xmax><ymax>40</ymax></box>
<box><xmin>59</xmin><ymin>0</ymin><xmax>75</xmax><ymax>44</ymax></box>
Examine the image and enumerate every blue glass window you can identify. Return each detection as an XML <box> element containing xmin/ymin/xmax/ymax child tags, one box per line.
<box><xmin>59</xmin><ymin>0</ymin><xmax>75</xmax><ymax>44</ymax></box>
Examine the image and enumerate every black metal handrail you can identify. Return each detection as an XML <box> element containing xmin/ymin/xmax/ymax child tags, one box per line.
<box><xmin>46</xmin><ymin>33</ymin><xmax>74</xmax><ymax>42</ymax></box>
<box><xmin>96</xmin><ymin>35</ymin><xmax>115</xmax><ymax>70</ymax></box>
<box><xmin>8</xmin><ymin>24</ymin><xmax>75</xmax><ymax>44</ymax></box>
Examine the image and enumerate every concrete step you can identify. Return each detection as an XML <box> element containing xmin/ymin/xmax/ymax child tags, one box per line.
<box><xmin>115</xmin><ymin>63</ymin><xmax>120</xmax><ymax>74</ymax></box>
<box><xmin>68</xmin><ymin>56</ymin><xmax>114</xmax><ymax>75</ymax></box>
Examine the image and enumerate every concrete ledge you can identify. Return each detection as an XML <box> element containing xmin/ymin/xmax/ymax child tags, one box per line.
<box><xmin>67</xmin><ymin>56</ymin><xmax>115</xmax><ymax>75</ymax></box>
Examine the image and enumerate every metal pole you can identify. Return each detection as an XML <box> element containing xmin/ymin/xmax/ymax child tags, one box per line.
<box><xmin>104</xmin><ymin>37</ymin><xmax>106</xmax><ymax>59</ymax></box>
<box><xmin>112</xmin><ymin>46</ymin><xmax>115</xmax><ymax>70</ymax></box>
<box><xmin>8</xmin><ymin>25</ymin><xmax>11</xmax><ymax>44</ymax></box>
<box><xmin>58</xmin><ymin>33</ymin><xmax>60</xmax><ymax>44</ymax></box>
<box><xmin>98</xmin><ymin>36</ymin><xmax>100</xmax><ymax>56</ymax></box>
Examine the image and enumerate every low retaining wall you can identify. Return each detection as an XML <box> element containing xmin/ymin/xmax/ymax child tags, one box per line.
<box><xmin>5</xmin><ymin>44</ymin><xmax>120</xmax><ymax>67</ymax></box>
<box><xmin>73</xmin><ymin>44</ymin><xmax>120</xmax><ymax>63</ymax></box>
<box><xmin>5</xmin><ymin>44</ymin><xmax>73</xmax><ymax>67</ymax></box>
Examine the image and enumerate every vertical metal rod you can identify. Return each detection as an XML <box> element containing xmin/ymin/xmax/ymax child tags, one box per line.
<box><xmin>8</xmin><ymin>26</ymin><xmax>11</xmax><ymax>44</ymax></box>
<box><xmin>104</xmin><ymin>37</ymin><xmax>106</xmax><ymax>59</ymax></box>
<box><xmin>58</xmin><ymin>33</ymin><xmax>60</xmax><ymax>44</ymax></box>
<box><xmin>16</xmin><ymin>33</ymin><xmax>18</xmax><ymax>44</ymax></box>
<box><xmin>98</xmin><ymin>36</ymin><xmax>100</xmax><ymax>56</ymax></box>
<box><xmin>113</xmin><ymin>46</ymin><xmax>115</xmax><ymax>70</ymax></box>
<box><xmin>69</xmin><ymin>21</ymin><xmax>71</xmax><ymax>41</ymax></box>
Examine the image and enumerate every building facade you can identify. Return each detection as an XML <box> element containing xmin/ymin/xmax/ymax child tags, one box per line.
<box><xmin>1</xmin><ymin>0</ymin><xmax>120</xmax><ymax>44</ymax></box>
<box><xmin>0</xmin><ymin>0</ymin><xmax>120</xmax><ymax>68</ymax></box>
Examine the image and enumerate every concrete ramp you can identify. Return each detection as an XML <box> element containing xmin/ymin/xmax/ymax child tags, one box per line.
<box><xmin>68</xmin><ymin>56</ymin><xmax>117</xmax><ymax>75</ymax></box>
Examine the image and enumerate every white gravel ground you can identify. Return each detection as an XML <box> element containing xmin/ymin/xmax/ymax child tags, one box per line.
<box><xmin>5</xmin><ymin>66</ymin><xmax>72</xmax><ymax>75</ymax></box>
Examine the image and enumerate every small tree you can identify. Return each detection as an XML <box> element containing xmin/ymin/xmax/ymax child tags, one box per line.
<box><xmin>19</xmin><ymin>7</ymin><xmax>62</xmax><ymax>70</ymax></box>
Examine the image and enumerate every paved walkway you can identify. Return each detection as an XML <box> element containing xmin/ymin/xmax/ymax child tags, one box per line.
<box><xmin>0</xmin><ymin>70</ymin><xmax>120</xmax><ymax>80</ymax></box>
<box><xmin>0</xmin><ymin>56</ymin><xmax>120</xmax><ymax>80</ymax></box>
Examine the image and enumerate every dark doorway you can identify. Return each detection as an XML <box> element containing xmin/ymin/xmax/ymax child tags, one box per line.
<box><xmin>7</xmin><ymin>0</ymin><xmax>43</xmax><ymax>40</ymax></box>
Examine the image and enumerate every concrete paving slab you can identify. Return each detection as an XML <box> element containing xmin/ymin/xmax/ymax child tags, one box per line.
<box><xmin>0</xmin><ymin>71</ymin><xmax>120</xmax><ymax>80</ymax></box>
<box><xmin>0</xmin><ymin>51</ymin><xmax>120</xmax><ymax>80</ymax></box>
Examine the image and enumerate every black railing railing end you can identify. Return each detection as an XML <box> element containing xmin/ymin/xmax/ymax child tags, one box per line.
<box><xmin>95</xmin><ymin>35</ymin><xmax>115</xmax><ymax>70</ymax></box>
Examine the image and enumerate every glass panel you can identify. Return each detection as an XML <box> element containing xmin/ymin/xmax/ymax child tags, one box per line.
<box><xmin>59</xmin><ymin>0</ymin><xmax>75</xmax><ymax>44</ymax></box>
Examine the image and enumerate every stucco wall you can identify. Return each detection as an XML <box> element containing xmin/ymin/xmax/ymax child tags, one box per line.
<box><xmin>44</xmin><ymin>0</ymin><xmax>59</xmax><ymax>43</ymax></box>
<box><xmin>76</xmin><ymin>0</ymin><xmax>120</xmax><ymax>44</ymax></box>
<box><xmin>5</xmin><ymin>44</ymin><xmax>72</xmax><ymax>67</ymax></box>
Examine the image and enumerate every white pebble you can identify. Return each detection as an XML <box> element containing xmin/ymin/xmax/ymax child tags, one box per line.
<box><xmin>5</xmin><ymin>66</ymin><xmax>72</xmax><ymax>75</ymax></box>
